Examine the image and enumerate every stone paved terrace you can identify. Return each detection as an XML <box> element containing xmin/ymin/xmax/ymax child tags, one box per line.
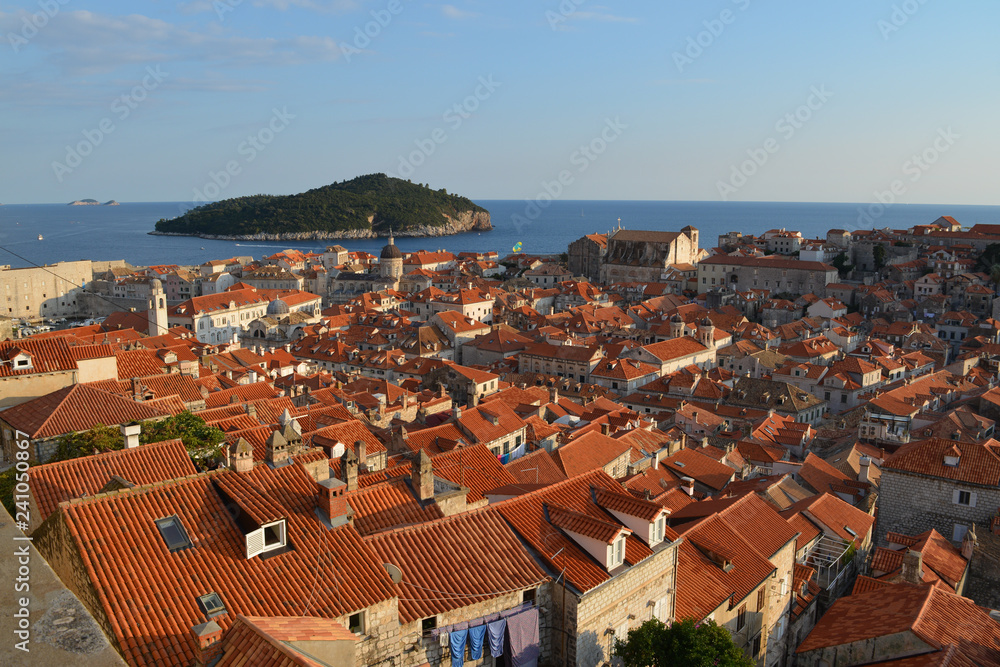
<box><xmin>0</xmin><ymin>504</ymin><xmax>125</xmax><ymax>667</ymax></box>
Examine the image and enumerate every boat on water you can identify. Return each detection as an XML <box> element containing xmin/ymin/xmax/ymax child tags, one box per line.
<box><xmin>37</xmin><ymin>234</ymin><xmax>43</xmax><ymax>240</ymax></box>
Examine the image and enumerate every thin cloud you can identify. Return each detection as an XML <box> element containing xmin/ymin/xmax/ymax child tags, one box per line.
<box><xmin>440</xmin><ymin>4</ymin><xmax>479</xmax><ymax>19</ymax></box>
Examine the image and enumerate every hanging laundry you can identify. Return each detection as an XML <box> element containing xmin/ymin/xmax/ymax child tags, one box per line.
<box><xmin>506</xmin><ymin>607</ymin><xmax>540</xmax><ymax>667</ymax></box>
<box><xmin>487</xmin><ymin>618</ymin><xmax>507</xmax><ymax>658</ymax></box>
<box><xmin>468</xmin><ymin>624</ymin><xmax>487</xmax><ymax>660</ymax></box>
<box><xmin>449</xmin><ymin>627</ymin><xmax>468</xmax><ymax>667</ymax></box>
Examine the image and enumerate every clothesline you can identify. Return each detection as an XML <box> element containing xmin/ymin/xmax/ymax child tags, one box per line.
<box><xmin>430</xmin><ymin>601</ymin><xmax>535</xmax><ymax>638</ymax></box>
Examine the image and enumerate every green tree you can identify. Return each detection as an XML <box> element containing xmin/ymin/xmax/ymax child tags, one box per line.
<box><xmin>989</xmin><ymin>264</ymin><xmax>1000</xmax><ymax>296</ymax></box>
<box><xmin>831</xmin><ymin>252</ymin><xmax>854</xmax><ymax>278</ymax></box>
<box><xmin>54</xmin><ymin>423</ymin><xmax>123</xmax><ymax>461</ymax></box>
<box><xmin>614</xmin><ymin>618</ymin><xmax>755</xmax><ymax>667</ymax></box>
<box><xmin>974</xmin><ymin>243</ymin><xmax>1000</xmax><ymax>274</ymax></box>
<box><xmin>140</xmin><ymin>411</ymin><xmax>226</xmax><ymax>462</ymax></box>
<box><xmin>872</xmin><ymin>244</ymin><xmax>888</xmax><ymax>270</ymax></box>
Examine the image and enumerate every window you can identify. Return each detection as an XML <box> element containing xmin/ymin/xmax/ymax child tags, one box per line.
<box><xmin>651</xmin><ymin>516</ymin><xmax>665</xmax><ymax>545</ymax></box>
<box><xmin>155</xmin><ymin>516</ymin><xmax>192</xmax><ymax>552</ymax></box>
<box><xmin>197</xmin><ymin>592</ymin><xmax>227</xmax><ymax>618</ymax></box>
<box><xmin>421</xmin><ymin>616</ymin><xmax>437</xmax><ymax>634</ymax></box>
<box><xmin>349</xmin><ymin>611</ymin><xmax>366</xmax><ymax>634</ymax></box>
<box><xmin>954</xmin><ymin>490</ymin><xmax>975</xmax><ymax>507</ymax></box>
<box><xmin>523</xmin><ymin>588</ymin><xmax>536</xmax><ymax>606</ymax></box>
<box><xmin>751</xmin><ymin>632</ymin><xmax>762</xmax><ymax>656</ymax></box>
<box><xmin>736</xmin><ymin>604</ymin><xmax>747</xmax><ymax>631</ymax></box>
<box><xmin>757</xmin><ymin>587</ymin><xmax>766</xmax><ymax>611</ymax></box>
<box><xmin>610</xmin><ymin>536</ymin><xmax>625</xmax><ymax>568</ymax></box>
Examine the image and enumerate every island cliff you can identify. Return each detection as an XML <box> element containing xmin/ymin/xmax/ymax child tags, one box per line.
<box><xmin>151</xmin><ymin>173</ymin><xmax>491</xmax><ymax>240</ymax></box>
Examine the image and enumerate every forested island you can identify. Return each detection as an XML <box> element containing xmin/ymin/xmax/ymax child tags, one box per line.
<box><xmin>151</xmin><ymin>173</ymin><xmax>491</xmax><ymax>240</ymax></box>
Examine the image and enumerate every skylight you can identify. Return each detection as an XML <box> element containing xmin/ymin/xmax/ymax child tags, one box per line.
<box><xmin>197</xmin><ymin>592</ymin><xmax>227</xmax><ymax>618</ymax></box>
<box><xmin>155</xmin><ymin>516</ymin><xmax>192</xmax><ymax>552</ymax></box>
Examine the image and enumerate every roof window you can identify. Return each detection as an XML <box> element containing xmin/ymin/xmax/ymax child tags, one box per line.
<box><xmin>197</xmin><ymin>592</ymin><xmax>227</xmax><ymax>618</ymax></box>
<box><xmin>155</xmin><ymin>516</ymin><xmax>192</xmax><ymax>552</ymax></box>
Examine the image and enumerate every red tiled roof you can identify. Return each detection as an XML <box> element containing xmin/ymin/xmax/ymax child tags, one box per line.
<box><xmin>797</xmin><ymin>584</ymin><xmax>1000</xmax><ymax>656</ymax></box>
<box><xmin>1</xmin><ymin>384</ymin><xmax>170</xmax><ymax>439</ymax></box>
<box><xmin>552</xmin><ymin>431</ymin><xmax>631</xmax><ymax>478</ymax></box>
<box><xmin>346</xmin><ymin>477</ymin><xmax>444</xmax><ymax>535</ymax></box>
<box><xmin>365</xmin><ymin>509</ymin><xmax>548</xmax><ymax>623</ymax></box>
<box><xmin>217</xmin><ymin>615</ymin><xmax>355</xmax><ymax>667</ymax></box>
<box><xmin>505</xmin><ymin>449</ymin><xmax>567</xmax><ymax>485</ymax></box>
<box><xmin>204</xmin><ymin>382</ymin><xmax>281</xmax><ymax>409</ymax></box>
<box><xmin>660</xmin><ymin>448</ymin><xmax>735</xmax><ymax>491</ymax></box>
<box><xmin>885</xmin><ymin>438</ymin><xmax>1000</xmax><ymax>486</ymax></box>
<box><xmin>429</xmin><ymin>444</ymin><xmax>517</xmax><ymax>504</ymax></box>
<box><xmin>115</xmin><ymin>349</ymin><xmax>168</xmax><ymax>380</ymax></box>
<box><xmin>58</xmin><ymin>463</ymin><xmax>397</xmax><ymax>667</ymax></box>
<box><xmin>28</xmin><ymin>439</ymin><xmax>195</xmax><ymax>523</ymax></box>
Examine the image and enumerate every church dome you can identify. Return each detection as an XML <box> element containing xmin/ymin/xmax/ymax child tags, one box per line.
<box><xmin>700</xmin><ymin>316</ymin><xmax>713</xmax><ymax>327</ymax></box>
<box><xmin>670</xmin><ymin>313</ymin><xmax>683</xmax><ymax>323</ymax></box>
<box><xmin>380</xmin><ymin>237</ymin><xmax>403</xmax><ymax>260</ymax></box>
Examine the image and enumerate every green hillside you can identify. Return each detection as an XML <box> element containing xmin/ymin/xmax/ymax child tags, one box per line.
<box><xmin>155</xmin><ymin>173</ymin><xmax>488</xmax><ymax>236</ymax></box>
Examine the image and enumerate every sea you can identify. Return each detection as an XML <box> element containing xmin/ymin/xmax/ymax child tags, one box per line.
<box><xmin>3</xmin><ymin>200</ymin><xmax>1000</xmax><ymax>271</ymax></box>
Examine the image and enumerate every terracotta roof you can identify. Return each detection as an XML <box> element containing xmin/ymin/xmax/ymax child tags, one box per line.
<box><xmin>56</xmin><ymin>463</ymin><xmax>397</xmax><ymax>667</ymax></box>
<box><xmin>505</xmin><ymin>449</ymin><xmax>568</xmax><ymax>485</ymax></box>
<box><xmin>495</xmin><ymin>470</ymin><xmax>679</xmax><ymax>593</ymax></box>
<box><xmin>204</xmin><ymin>382</ymin><xmax>281</xmax><ymax>409</ymax></box>
<box><xmin>217</xmin><ymin>615</ymin><xmax>355</xmax><ymax>667</ymax></box>
<box><xmin>28</xmin><ymin>439</ymin><xmax>195</xmax><ymax>523</ymax></box>
<box><xmin>884</xmin><ymin>438</ymin><xmax>1000</xmax><ymax>487</ymax></box>
<box><xmin>0</xmin><ymin>337</ymin><xmax>79</xmax><ymax>377</ymax></box>
<box><xmin>346</xmin><ymin>477</ymin><xmax>444</xmax><ymax>535</ymax></box>
<box><xmin>1</xmin><ymin>384</ymin><xmax>170</xmax><ymax>439</ymax></box>
<box><xmin>660</xmin><ymin>448</ymin><xmax>735</xmax><ymax>491</ymax></box>
<box><xmin>429</xmin><ymin>444</ymin><xmax>518</xmax><ymax>503</ymax></box>
<box><xmin>547</xmin><ymin>502</ymin><xmax>628</xmax><ymax>543</ymax></box>
<box><xmin>797</xmin><ymin>584</ymin><xmax>1000</xmax><ymax>657</ymax></box>
<box><xmin>367</xmin><ymin>508</ymin><xmax>547</xmax><ymax>624</ymax></box>
<box><xmin>552</xmin><ymin>431</ymin><xmax>632</xmax><ymax>478</ymax></box>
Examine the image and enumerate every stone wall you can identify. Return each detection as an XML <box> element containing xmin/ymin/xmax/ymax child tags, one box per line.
<box><xmin>572</xmin><ymin>539</ymin><xmax>679</xmax><ymax>667</ymax></box>
<box><xmin>796</xmin><ymin>631</ymin><xmax>933</xmax><ymax>666</ymax></box>
<box><xmin>876</xmin><ymin>469</ymin><xmax>1000</xmax><ymax>546</ymax></box>
<box><xmin>336</xmin><ymin>597</ymin><xmax>401</xmax><ymax>667</ymax></box>
<box><xmin>965</xmin><ymin>526</ymin><xmax>1000</xmax><ymax>609</ymax></box>
<box><xmin>1</xmin><ymin>260</ymin><xmax>94</xmax><ymax>320</ymax></box>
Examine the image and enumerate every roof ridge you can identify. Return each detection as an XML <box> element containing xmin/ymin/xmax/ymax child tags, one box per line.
<box><xmin>60</xmin><ymin>468</ymin><xmax>222</xmax><ymax>511</ymax></box>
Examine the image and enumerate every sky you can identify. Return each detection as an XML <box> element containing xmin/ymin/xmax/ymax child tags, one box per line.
<box><xmin>2</xmin><ymin>1</ymin><xmax>999</xmax><ymax>205</ymax></box>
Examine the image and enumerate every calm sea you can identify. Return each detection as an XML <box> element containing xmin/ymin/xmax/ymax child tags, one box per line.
<box><xmin>3</xmin><ymin>200</ymin><xmax>1000</xmax><ymax>270</ymax></box>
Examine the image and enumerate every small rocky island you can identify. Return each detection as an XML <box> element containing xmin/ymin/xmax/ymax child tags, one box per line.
<box><xmin>68</xmin><ymin>199</ymin><xmax>119</xmax><ymax>206</ymax></box>
<box><xmin>150</xmin><ymin>173</ymin><xmax>491</xmax><ymax>240</ymax></box>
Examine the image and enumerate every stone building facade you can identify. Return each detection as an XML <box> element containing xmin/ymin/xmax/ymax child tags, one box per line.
<box><xmin>567</xmin><ymin>233</ymin><xmax>607</xmax><ymax>281</ymax></box>
<box><xmin>1</xmin><ymin>260</ymin><xmax>106</xmax><ymax>321</ymax></box>
<box><xmin>697</xmin><ymin>256</ymin><xmax>838</xmax><ymax>298</ymax></box>
<box><xmin>876</xmin><ymin>439</ymin><xmax>1000</xmax><ymax>546</ymax></box>
<box><xmin>600</xmin><ymin>227</ymin><xmax>700</xmax><ymax>284</ymax></box>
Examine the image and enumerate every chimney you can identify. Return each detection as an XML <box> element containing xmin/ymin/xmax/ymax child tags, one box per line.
<box><xmin>341</xmin><ymin>446</ymin><xmax>359</xmax><ymax>492</ymax></box>
<box><xmin>901</xmin><ymin>549</ymin><xmax>924</xmax><ymax>584</ymax></box>
<box><xmin>454</xmin><ymin>405</ymin><xmax>462</xmax><ymax>420</ymax></box>
<box><xmin>244</xmin><ymin>403</ymin><xmax>256</xmax><ymax>418</ymax></box>
<box><xmin>859</xmin><ymin>455</ymin><xmax>871</xmax><ymax>483</ymax></box>
<box><xmin>681</xmin><ymin>477</ymin><xmax>695</xmax><ymax>496</ymax></box>
<box><xmin>962</xmin><ymin>524</ymin><xmax>977</xmax><ymax>560</ymax></box>
<box><xmin>130</xmin><ymin>377</ymin><xmax>142</xmax><ymax>401</ymax></box>
<box><xmin>230</xmin><ymin>437</ymin><xmax>253</xmax><ymax>473</ymax></box>
<box><xmin>121</xmin><ymin>423</ymin><xmax>141</xmax><ymax>449</ymax></box>
<box><xmin>412</xmin><ymin>449</ymin><xmax>433</xmax><ymax>502</ymax></box>
<box><xmin>549</xmin><ymin>386</ymin><xmax>559</xmax><ymax>404</ymax></box>
<box><xmin>191</xmin><ymin>620</ymin><xmax>224</xmax><ymax>666</ymax></box>
<box><xmin>265</xmin><ymin>430</ymin><xmax>289</xmax><ymax>466</ymax></box>
<box><xmin>600</xmin><ymin>423</ymin><xmax>610</xmax><ymax>436</ymax></box>
<box><xmin>317</xmin><ymin>477</ymin><xmax>350</xmax><ymax>527</ymax></box>
<box><xmin>354</xmin><ymin>439</ymin><xmax>367</xmax><ymax>468</ymax></box>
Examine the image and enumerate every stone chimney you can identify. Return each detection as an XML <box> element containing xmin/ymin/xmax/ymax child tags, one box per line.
<box><xmin>354</xmin><ymin>439</ymin><xmax>367</xmax><ymax>470</ymax></box>
<box><xmin>244</xmin><ymin>403</ymin><xmax>256</xmax><ymax>418</ymax></box>
<box><xmin>454</xmin><ymin>405</ymin><xmax>462</xmax><ymax>421</ymax></box>
<box><xmin>412</xmin><ymin>449</ymin><xmax>433</xmax><ymax>502</ymax></box>
<box><xmin>130</xmin><ymin>378</ymin><xmax>143</xmax><ymax>402</ymax></box>
<box><xmin>600</xmin><ymin>423</ymin><xmax>610</xmax><ymax>436</ymax></box>
<box><xmin>317</xmin><ymin>477</ymin><xmax>350</xmax><ymax>527</ymax></box>
<box><xmin>191</xmin><ymin>620</ymin><xmax>224</xmax><ymax>666</ymax></box>
<box><xmin>230</xmin><ymin>437</ymin><xmax>253</xmax><ymax>473</ymax></box>
<box><xmin>681</xmin><ymin>477</ymin><xmax>695</xmax><ymax>496</ymax></box>
<box><xmin>265</xmin><ymin>429</ymin><xmax>289</xmax><ymax>466</ymax></box>
<box><xmin>341</xmin><ymin>446</ymin><xmax>359</xmax><ymax>492</ymax></box>
<box><xmin>121</xmin><ymin>423</ymin><xmax>141</xmax><ymax>449</ymax></box>
<box><xmin>859</xmin><ymin>455</ymin><xmax>871</xmax><ymax>483</ymax></box>
<box><xmin>901</xmin><ymin>549</ymin><xmax>924</xmax><ymax>584</ymax></box>
<box><xmin>549</xmin><ymin>386</ymin><xmax>559</xmax><ymax>404</ymax></box>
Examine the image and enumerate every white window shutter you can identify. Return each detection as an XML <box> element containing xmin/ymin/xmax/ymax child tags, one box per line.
<box><xmin>246</xmin><ymin>529</ymin><xmax>264</xmax><ymax>559</ymax></box>
<box><xmin>970</xmin><ymin>492</ymin><xmax>978</xmax><ymax>508</ymax></box>
<box><xmin>952</xmin><ymin>489</ymin><xmax>961</xmax><ymax>505</ymax></box>
<box><xmin>652</xmin><ymin>599</ymin><xmax>662</xmax><ymax>621</ymax></box>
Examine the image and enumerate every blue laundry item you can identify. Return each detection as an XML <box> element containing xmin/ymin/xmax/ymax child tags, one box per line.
<box><xmin>450</xmin><ymin>627</ymin><xmax>468</xmax><ymax>667</ymax></box>
<box><xmin>468</xmin><ymin>624</ymin><xmax>487</xmax><ymax>659</ymax></box>
<box><xmin>506</xmin><ymin>607</ymin><xmax>540</xmax><ymax>667</ymax></box>
<box><xmin>487</xmin><ymin>618</ymin><xmax>507</xmax><ymax>658</ymax></box>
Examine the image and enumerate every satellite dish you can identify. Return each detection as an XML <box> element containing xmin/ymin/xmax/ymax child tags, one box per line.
<box><xmin>383</xmin><ymin>563</ymin><xmax>403</xmax><ymax>585</ymax></box>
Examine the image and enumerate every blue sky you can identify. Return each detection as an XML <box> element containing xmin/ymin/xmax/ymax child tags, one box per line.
<box><xmin>3</xmin><ymin>0</ymin><xmax>999</xmax><ymax>204</ymax></box>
